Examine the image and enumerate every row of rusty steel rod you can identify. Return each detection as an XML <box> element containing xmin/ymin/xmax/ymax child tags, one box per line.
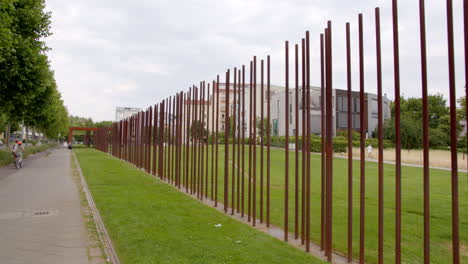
<box><xmin>93</xmin><ymin>0</ymin><xmax>466</xmax><ymax>263</ymax></box>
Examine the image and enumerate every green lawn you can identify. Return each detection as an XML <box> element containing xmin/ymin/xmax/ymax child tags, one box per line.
<box><xmin>0</xmin><ymin>143</ymin><xmax>56</xmax><ymax>167</ymax></box>
<box><xmin>152</xmin><ymin>144</ymin><xmax>467</xmax><ymax>264</ymax></box>
<box><xmin>74</xmin><ymin>148</ymin><xmax>325</xmax><ymax>264</ymax></box>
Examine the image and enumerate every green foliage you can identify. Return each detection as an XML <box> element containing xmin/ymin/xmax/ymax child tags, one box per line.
<box><xmin>0</xmin><ymin>142</ymin><xmax>55</xmax><ymax>167</ymax></box>
<box><xmin>189</xmin><ymin>120</ymin><xmax>208</xmax><ymax>141</ymax></box>
<box><xmin>94</xmin><ymin>120</ymin><xmax>113</xmax><ymax>128</ymax></box>
<box><xmin>383</xmin><ymin>94</ymin><xmax>460</xmax><ymax>149</ymax></box>
<box><xmin>336</xmin><ymin>130</ymin><xmax>360</xmax><ymax>141</ymax></box>
<box><xmin>0</xmin><ymin>0</ymin><xmax>68</xmax><ymax>139</ymax></box>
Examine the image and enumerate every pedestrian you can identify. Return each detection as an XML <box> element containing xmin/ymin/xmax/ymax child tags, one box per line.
<box><xmin>367</xmin><ymin>144</ymin><xmax>373</xmax><ymax>158</ymax></box>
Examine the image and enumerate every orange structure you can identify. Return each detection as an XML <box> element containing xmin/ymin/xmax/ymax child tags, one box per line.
<box><xmin>68</xmin><ymin>127</ymin><xmax>98</xmax><ymax>146</ymax></box>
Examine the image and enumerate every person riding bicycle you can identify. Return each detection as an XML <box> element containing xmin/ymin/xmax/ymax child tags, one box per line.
<box><xmin>12</xmin><ymin>141</ymin><xmax>24</xmax><ymax>159</ymax></box>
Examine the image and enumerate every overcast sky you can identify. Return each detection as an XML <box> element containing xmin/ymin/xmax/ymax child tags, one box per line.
<box><xmin>45</xmin><ymin>0</ymin><xmax>466</xmax><ymax>122</ymax></box>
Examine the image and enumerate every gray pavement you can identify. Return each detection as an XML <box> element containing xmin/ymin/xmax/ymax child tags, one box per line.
<box><xmin>0</xmin><ymin>148</ymin><xmax>89</xmax><ymax>264</ymax></box>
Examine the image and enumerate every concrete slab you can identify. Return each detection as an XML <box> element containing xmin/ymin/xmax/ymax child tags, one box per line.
<box><xmin>0</xmin><ymin>148</ymin><xmax>89</xmax><ymax>264</ymax></box>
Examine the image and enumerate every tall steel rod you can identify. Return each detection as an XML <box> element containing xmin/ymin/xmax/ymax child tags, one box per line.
<box><xmin>153</xmin><ymin>104</ymin><xmax>158</xmax><ymax>177</ymax></box>
<box><xmin>248</xmin><ymin>61</ymin><xmax>253</xmax><ymax>222</ymax></box>
<box><xmin>205</xmin><ymin>85</ymin><xmax>210</xmax><ymax>196</ymax></box>
<box><xmin>284</xmin><ymin>41</ymin><xmax>290</xmax><ymax>242</ymax></box>
<box><xmin>159</xmin><ymin>102</ymin><xmax>165</xmax><ymax>179</ymax></box>
<box><xmin>465</xmin><ymin>0</ymin><xmax>468</xmax><ymax>194</ymax></box>
<box><xmin>294</xmin><ymin>43</ymin><xmax>299</xmax><ymax>239</ymax></box>
<box><xmin>201</xmin><ymin>82</ymin><xmax>205</xmax><ymax>200</ymax></box>
<box><xmin>392</xmin><ymin>1</ymin><xmax>402</xmax><ymax>262</ymax></box>
<box><xmin>446</xmin><ymin>0</ymin><xmax>460</xmax><ymax>262</ymax></box>
<box><xmin>232</xmin><ymin>68</ymin><xmax>237</xmax><ymax>215</ymax></box>
<box><xmin>345</xmin><ymin>23</ymin><xmax>353</xmax><ymax>262</ymax></box>
<box><xmin>266</xmin><ymin>56</ymin><xmax>271</xmax><ymax>227</ymax></box>
<box><xmin>320</xmin><ymin>32</ymin><xmax>326</xmax><ymax>251</ymax></box>
<box><xmin>324</xmin><ymin>25</ymin><xmax>333</xmax><ymax>262</ymax></box>
<box><xmin>211</xmin><ymin>81</ymin><xmax>216</xmax><ymax>200</ymax></box>
<box><xmin>306</xmin><ymin>30</ymin><xmax>311</xmax><ymax>253</ymax></box>
<box><xmin>375</xmin><ymin>8</ymin><xmax>384</xmax><ymax>264</ymax></box>
<box><xmin>260</xmin><ymin>60</ymin><xmax>264</xmax><ymax>223</ymax></box>
<box><xmin>184</xmin><ymin>91</ymin><xmax>192</xmax><ymax>190</ymax></box>
<box><xmin>215</xmin><ymin>76</ymin><xmax>220</xmax><ymax>206</ymax></box>
<box><xmin>237</xmin><ymin>69</ymin><xmax>241</xmax><ymax>213</ymax></box>
<box><xmin>224</xmin><ymin>70</ymin><xmax>230</xmax><ymax>213</ymax></box>
<box><xmin>242</xmin><ymin>66</ymin><xmax>246</xmax><ymax>217</ymax></box>
<box><xmin>358</xmin><ymin>14</ymin><xmax>366</xmax><ymax>264</ymax></box>
<box><xmin>301</xmin><ymin>38</ymin><xmax>306</xmax><ymax>245</ymax></box>
<box><xmin>253</xmin><ymin>56</ymin><xmax>257</xmax><ymax>226</ymax></box>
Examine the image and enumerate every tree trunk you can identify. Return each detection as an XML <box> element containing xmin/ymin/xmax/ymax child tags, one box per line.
<box><xmin>26</xmin><ymin>126</ymin><xmax>29</xmax><ymax>147</ymax></box>
<box><xmin>5</xmin><ymin>125</ymin><xmax>10</xmax><ymax>147</ymax></box>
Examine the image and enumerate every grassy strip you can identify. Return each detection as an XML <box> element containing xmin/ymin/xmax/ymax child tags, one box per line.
<box><xmin>149</xmin><ymin>144</ymin><xmax>467</xmax><ymax>264</ymax></box>
<box><xmin>74</xmin><ymin>148</ymin><xmax>324</xmax><ymax>264</ymax></box>
<box><xmin>0</xmin><ymin>143</ymin><xmax>56</xmax><ymax>167</ymax></box>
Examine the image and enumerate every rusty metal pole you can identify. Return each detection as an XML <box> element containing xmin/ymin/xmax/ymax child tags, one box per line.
<box><xmin>306</xmin><ymin>30</ymin><xmax>311</xmax><ymax>253</ymax></box>
<box><xmin>266</xmin><ymin>57</ymin><xmax>271</xmax><ymax>227</ymax></box>
<box><xmin>392</xmin><ymin>1</ymin><xmax>402</xmax><ymax>262</ymax></box>
<box><xmin>193</xmin><ymin>89</ymin><xmax>198</xmax><ymax>193</ymax></box>
<box><xmin>446</xmin><ymin>0</ymin><xmax>460</xmax><ymax>262</ymax></box>
<box><xmin>178</xmin><ymin>93</ymin><xmax>183</xmax><ymax>188</ymax></box>
<box><xmin>237</xmin><ymin>69</ymin><xmax>241</xmax><ymax>213</ymax></box>
<box><xmin>211</xmin><ymin>82</ymin><xmax>216</xmax><ymax>199</ymax></box>
<box><xmin>375</xmin><ymin>8</ymin><xmax>384</xmax><ymax>264</ymax></box>
<box><xmin>325</xmin><ymin>24</ymin><xmax>333</xmax><ymax>261</ymax></box>
<box><xmin>248</xmin><ymin>61</ymin><xmax>253</xmax><ymax>222</ymax></box>
<box><xmin>154</xmin><ymin>104</ymin><xmax>158</xmax><ymax>176</ymax></box>
<box><xmin>358</xmin><ymin>14</ymin><xmax>366</xmax><ymax>264</ymax></box>
<box><xmin>159</xmin><ymin>102</ymin><xmax>165</xmax><ymax>179</ymax></box>
<box><xmin>294</xmin><ymin>43</ymin><xmax>299</xmax><ymax>240</ymax></box>
<box><xmin>465</xmin><ymin>0</ymin><xmax>468</xmax><ymax>192</ymax></box>
<box><xmin>253</xmin><ymin>57</ymin><xmax>257</xmax><ymax>227</ymax></box>
<box><xmin>345</xmin><ymin>24</ymin><xmax>353</xmax><ymax>262</ymax></box>
<box><xmin>215</xmin><ymin>76</ymin><xmax>220</xmax><ymax>206</ymax></box>
<box><xmin>242</xmin><ymin>65</ymin><xmax>246</xmax><ymax>217</ymax></box>
<box><xmin>224</xmin><ymin>70</ymin><xmax>230</xmax><ymax>213</ymax></box>
<box><xmin>206</xmin><ymin>85</ymin><xmax>210</xmax><ymax>197</ymax></box>
<box><xmin>260</xmin><ymin>60</ymin><xmax>264</xmax><ymax>223</ymax></box>
<box><xmin>198</xmin><ymin>84</ymin><xmax>203</xmax><ymax>197</ymax></box>
<box><xmin>285</xmin><ymin>41</ymin><xmax>290</xmax><ymax>242</ymax></box>
<box><xmin>210</xmin><ymin>81</ymin><xmax>216</xmax><ymax>201</ymax></box>
<box><xmin>301</xmin><ymin>38</ymin><xmax>306</xmax><ymax>245</ymax></box>
<box><xmin>173</xmin><ymin>96</ymin><xmax>177</xmax><ymax>184</ymax></box>
<box><xmin>320</xmin><ymin>32</ymin><xmax>326</xmax><ymax>251</ymax></box>
<box><xmin>186</xmin><ymin>89</ymin><xmax>192</xmax><ymax>192</ymax></box>
<box><xmin>201</xmin><ymin>82</ymin><xmax>205</xmax><ymax>200</ymax></box>
<box><xmin>232</xmin><ymin>69</ymin><xmax>237</xmax><ymax>214</ymax></box>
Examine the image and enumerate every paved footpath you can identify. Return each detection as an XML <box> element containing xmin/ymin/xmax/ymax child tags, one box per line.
<box><xmin>0</xmin><ymin>148</ymin><xmax>90</xmax><ymax>264</ymax></box>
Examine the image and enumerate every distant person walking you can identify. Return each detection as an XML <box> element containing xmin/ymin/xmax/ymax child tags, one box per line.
<box><xmin>367</xmin><ymin>144</ymin><xmax>373</xmax><ymax>159</ymax></box>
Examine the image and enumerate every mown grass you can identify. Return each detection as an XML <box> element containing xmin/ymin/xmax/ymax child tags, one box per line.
<box><xmin>74</xmin><ymin>148</ymin><xmax>325</xmax><ymax>264</ymax></box>
<box><xmin>0</xmin><ymin>143</ymin><xmax>56</xmax><ymax>167</ymax></box>
<box><xmin>152</xmin><ymin>144</ymin><xmax>468</xmax><ymax>264</ymax></box>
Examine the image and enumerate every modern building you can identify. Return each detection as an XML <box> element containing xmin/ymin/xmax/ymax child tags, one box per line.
<box><xmin>115</xmin><ymin>107</ymin><xmax>142</xmax><ymax>121</ymax></box>
<box><xmin>270</xmin><ymin>87</ymin><xmax>390</xmax><ymax>137</ymax></box>
<box><xmin>335</xmin><ymin>89</ymin><xmax>391</xmax><ymax>136</ymax></box>
<box><xmin>270</xmin><ymin>86</ymin><xmax>336</xmax><ymax>137</ymax></box>
<box><xmin>207</xmin><ymin>83</ymin><xmax>283</xmax><ymax>137</ymax></box>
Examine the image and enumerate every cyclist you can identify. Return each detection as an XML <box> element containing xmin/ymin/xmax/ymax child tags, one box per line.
<box><xmin>12</xmin><ymin>141</ymin><xmax>25</xmax><ymax>168</ymax></box>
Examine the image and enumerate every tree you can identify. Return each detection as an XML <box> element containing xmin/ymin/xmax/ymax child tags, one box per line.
<box><xmin>383</xmin><ymin>116</ymin><xmax>422</xmax><ymax>150</ymax></box>
<box><xmin>95</xmin><ymin>121</ymin><xmax>113</xmax><ymax>128</ymax></box>
<box><xmin>256</xmin><ymin>118</ymin><xmax>271</xmax><ymax>138</ymax></box>
<box><xmin>190</xmin><ymin>120</ymin><xmax>208</xmax><ymax>142</ymax></box>
<box><xmin>0</xmin><ymin>0</ymin><xmax>68</xmax><ymax>142</ymax></box>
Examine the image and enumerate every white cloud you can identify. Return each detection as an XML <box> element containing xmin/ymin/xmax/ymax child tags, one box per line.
<box><xmin>44</xmin><ymin>0</ymin><xmax>467</xmax><ymax>121</ymax></box>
